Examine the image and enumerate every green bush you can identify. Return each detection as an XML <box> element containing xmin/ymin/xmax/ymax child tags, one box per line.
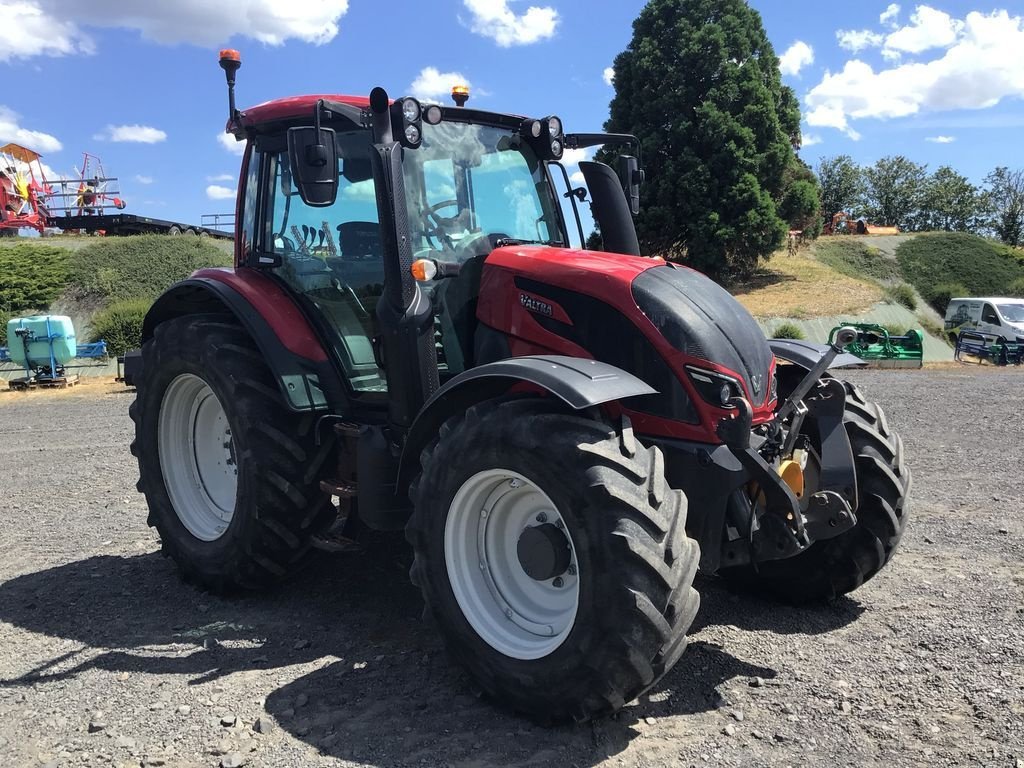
<box><xmin>896</xmin><ymin>232</ymin><xmax>1024</xmax><ymax>299</ymax></box>
<box><xmin>89</xmin><ymin>299</ymin><xmax>151</xmax><ymax>356</ymax></box>
<box><xmin>927</xmin><ymin>282</ymin><xmax>968</xmax><ymax>314</ymax></box>
<box><xmin>813</xmin><ymin>239</ymin><xmax>900</xmax><ymax>282</ymax></box>
<box><xmin>885</xmin><ymin>283</ymin><xmax>917</xmax><ymax>311</ymax></box>
<box><xmin>1009</xmin><ymin>277</ymin><xmax>1024</xmax><ymax>298</ymax></box>
<box><xmin>0</xmin><ymin>244</ymin><xmax>71</xmax><ymax>315</ymax></box>
<box><xmin>772</xmin><ymin>322</ymin><xmax>805</xmax><ymax>340</ymax></box>
<box><xmin>68</xmin><ymin>235</ymin><xmax>232</xmax><ymax>302</ymax></box>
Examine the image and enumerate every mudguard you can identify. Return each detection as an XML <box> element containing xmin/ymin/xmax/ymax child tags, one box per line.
<box><xmin>769</xmin><ymin>339</ymin><xmax>866</xmax><ymax>370</ymax></box>
<box><xmin>142</xmin><ymin>271</ymin><xmax>343</xmax><ymax>412</ymax></box>
<box><xmin>397</xmin><ymin>355</ymin><xmax>656</xmax><ymax>489</ymax></box>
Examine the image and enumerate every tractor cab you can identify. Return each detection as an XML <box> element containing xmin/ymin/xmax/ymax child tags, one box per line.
<box><xmin>227</xmin><ymin>69</ymin><xmax>642</xmax><ymax>404</ymax></box>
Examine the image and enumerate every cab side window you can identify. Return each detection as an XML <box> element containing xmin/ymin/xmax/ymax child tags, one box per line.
<box><xmin>982</xmin><ymin>304</ymin><xmax>1001</xmax><ymax>326</ymax></box>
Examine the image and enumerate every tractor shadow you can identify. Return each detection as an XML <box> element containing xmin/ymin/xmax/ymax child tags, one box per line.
<box><xmin>0</xmin><ymin>549</ymin><xmax>863</xmax><ymax>768</ymax></box>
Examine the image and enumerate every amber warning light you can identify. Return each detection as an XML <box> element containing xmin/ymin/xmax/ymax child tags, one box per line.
<box><xmin>451</xmin><ymin>84</ymin><xmax>470</xmax><ymax>107</ymax></box>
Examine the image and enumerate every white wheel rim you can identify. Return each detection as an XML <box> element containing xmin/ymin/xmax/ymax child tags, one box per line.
<box><xmin>444</xmin><ymin>469</ymin><xmax>579</xmax><ymax>660</ymax></box>
<box><xmin>158</xmin><ymin>374</ymin><xmax>237</xmax><ymax>542</ymax></box>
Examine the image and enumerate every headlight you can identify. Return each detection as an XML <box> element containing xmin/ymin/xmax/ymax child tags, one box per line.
<box><xmin>686</xmin><ymin>365</ymin><xmax>743</xmax><ymax>408</ymax></box>
<box><xmin>404</xmin><ymin>124</ymin><xmax>421</xmax><ymax>144</ymax></box>
<box><xmin>547</xmin><ymin>116</ymin><xmax>562</xmax><ymax>138</ymax></box>
<box><xmin>550</xmin><ymin>139</ymin><xmax>562</xmax><ymax>157</ymax></box>
<box><xmin>424</xmin><ymin>104</ymin><xmax>443</xmax><ymax>125</ymax></box>
<box><xmin>402</xmin><ymin>98</ymin><xmax>421</xmax><ymax>123</ymax></box>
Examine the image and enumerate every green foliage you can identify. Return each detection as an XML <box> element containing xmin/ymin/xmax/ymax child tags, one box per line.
<box><xmin>772</xmin><ymin>322</ymin><xmax>805</xmax><ymax>340</ymax></box>
<box><xmin>897</xmin><ymin>232</ymin><xmax>1024</xmax><ymax>299</ymax></box>
<box><xmin>813</xmin><ymin>239</ymin><xmax>900</xmax><ymax>282</ymax></box>
<box><xmin>861</xmin><ymin>156</ymin><xmax>927</xmax><ymax>230</ymax></box>
<box><xmin>0</xmin><ymin>244</ymin><xmax>71</xmax><ymax>314</ymax></box>
<box><xmin>780</xmin><ymin>179</ymin><xmax>820</xmax><ymax>233</ymax></box>
<box><xmin>67</xmin><ymin>235</ymin><xmax>231</xmax><ymax>302</ymax></box>
<box><xmin>915</xmin><ymin>315</ymin><xmax>947</xmax><ymax>342</ymax></box>
<box><xmin>603</xmin><ymin>0</ymin><xmax>798</xmax><ymax>279</ymax></box>
<box><xmin>885</xmin><ymin>283</ymin><xmax>918</xmax><ymax>311</ymax></box>
<box><xmin>89</xmin><ymin>298</ymin><xmax>151</xmax><ymax>356</ymax></box>
<box><xmin>984</xmin><ymin>167</ymin><xmax>1024</xmax><ymax>246</ymax></box>
<box><xmin>816</xmin><ymin>155</ymin><xmax>863</xmax><ymax>221</ymax></box>
<box><xmin>927</xmin><ymin>282</ymin><xmax>968</xmax><ymax>314</ymax></box>
<box><xmin>1008</xmin><ymin>277</ymin><xmax>1024</xmax><ymax>298</ymax></box>
<box><xmin>914</xmin><ymin>166</ymin><xmax>980</xmax><ymax>232</ymax></box>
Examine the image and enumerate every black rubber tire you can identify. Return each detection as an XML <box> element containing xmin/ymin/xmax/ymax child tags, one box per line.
<box><xmin>722</xmin><ymin>380</ymin><xmax>911</xmax><ymax>603</ymax></box>
<box><xmin>167</xmin><ymin>225</ymin><xmax>181</xmax><ymax>236</ymax></box>
<box><xmin>130</xmin><ymin>314</ymin><xmax>336</xmax><ymax>590</ymax></box>
<box><xmin>406</xmin><ymin>397</ymin><xmax>701</xmax><ymax>723</ymax></box>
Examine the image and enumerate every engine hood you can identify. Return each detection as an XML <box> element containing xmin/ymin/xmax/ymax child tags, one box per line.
<box><xmin>631</xmin><ymin>265</ymin><xmax>774</xmax><ymax>405</ymax></box>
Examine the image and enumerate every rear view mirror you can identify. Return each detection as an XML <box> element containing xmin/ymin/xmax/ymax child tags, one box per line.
<box><xmin>617</xmin><ymin>155</ymin><xmax>643</xmax><ymax>216</ymax></box>
<box><xmin>287</xmin><ymin>126</ymin><xmax>338</xmax><ymax>207</ymax></box>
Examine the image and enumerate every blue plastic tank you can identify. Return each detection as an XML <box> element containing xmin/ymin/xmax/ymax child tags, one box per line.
<box><xmin>6</xmin><ymin>315</ymin><xmax>77</xmax><ymax>367</ymax></box>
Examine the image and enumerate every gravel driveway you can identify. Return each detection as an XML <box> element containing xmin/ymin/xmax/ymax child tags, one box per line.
<box><xmin>0</xmin><ymin>370</ymin><xmax>1021</xmax><ymax>768</ymax></box>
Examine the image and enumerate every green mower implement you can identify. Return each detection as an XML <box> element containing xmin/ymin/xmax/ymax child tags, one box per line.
<box><xmin>829</xmin><ymin>323</ymin><xmax>923</xmax><ymax>369</ymax></box>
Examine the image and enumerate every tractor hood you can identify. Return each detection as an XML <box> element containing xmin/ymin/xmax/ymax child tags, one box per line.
<box><xmin>631</xmin><ymin>265</ymin><xmax>775</xmax><ymax>406</ymax></box>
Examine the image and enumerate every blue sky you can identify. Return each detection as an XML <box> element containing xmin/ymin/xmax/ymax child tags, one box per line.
<box><xmin>2</xmin><ymin>0</ymin><xmax>1023</xmax><ymax>230</ymax></box>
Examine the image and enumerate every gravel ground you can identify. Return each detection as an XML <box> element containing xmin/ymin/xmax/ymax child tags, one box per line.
<box><xmin>0</xmin><ymin>370</ymin><xmax>1021</xmax><ymax>768</ymax></box>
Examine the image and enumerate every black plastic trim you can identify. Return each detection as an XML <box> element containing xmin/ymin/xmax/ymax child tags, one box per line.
<box><xmin>142</xmin><ymin>278</ymin><xmax>346</xmax><ymax>413</ymax></box>
<box><xmin>769</xmin><ymin>339</ymin><xmax>866</xmax><ymax>370</ymax></box>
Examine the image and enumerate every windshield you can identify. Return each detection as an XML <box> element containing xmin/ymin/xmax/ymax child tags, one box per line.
<box><xmin>997</xmin><ymin>303</ymin><xmax>1024</xmax><ymax>323</ymax></box>
<box><xmin>402</xmin><ymin>121</ymin><xmax>563</xmax><ymax>257</ymax></box>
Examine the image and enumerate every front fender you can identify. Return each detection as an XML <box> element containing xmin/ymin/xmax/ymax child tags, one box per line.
<box><xmin>769</xmin><ymin>339</ymin><xmax>865</xmax><ymax>371</ymax></box>
<box><xmin>397</xmin><ymin>355</ymin><xmax>656</xmax><ymax>489</ymax></box>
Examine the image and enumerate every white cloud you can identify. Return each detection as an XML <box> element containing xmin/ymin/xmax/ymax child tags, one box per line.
<box><xmin>94</xmin><ymin>124</ymin><xmax>167</xmax><ymax>143</ymax></box>
<box><xmin>884</xmin><ymin>5</ymin><xmax>962</xmax><ymax>56</ymax></box>
<box><xmin>0</xmin><ymin>105</ymin><xmax>62</xmax><ymax>153</ymax></box>
<box><xmin>569</xmin><ymin>170</ymin><xmax>585</xmax><ymax>186</ymax></box>
<box><xmin>836</xmin><ymin>29</ymin><xmax>884</xmax><ymax>53</ymax></box>
<box><xmin>462</xmin><ymin>0</ymin><xmax>558</xmax><ymax>47</ymax></box>
<box><xmin>780</xmin><ymin>41</ymin><xmax>814</xmax><ymax>76</ymax></box>
<box><xmin>926</xmin><ymin>135</ymin><xmax>956</xmax><ymax>143</ymax></box>
<box><xmin>603</xmin><ymin>66</ymin><xmax>615</xmax><ymax>86</ymax></box>
<box><xmin>206</xmin><ymin>173</ymin><xmax>235</xmax><ymax>182</ymax></box>
<box><xmin>217</xmin><ymin>132</ymin><xmax>246</xmax><ymax>156</ymax></box>
<box><xmin>134</xmin><ymin>174</ymin><xmax>154</xmax><ymax>184</ymax></box>
<box><xmin>2</xmin><ymin>1</ymin><xmax>349</xmax><ymax>58</ymax></box>
<box><xmin>880</xmin><ymin>3</ymin><xmax>901</xmax><ymax>28</ymax></box>
<box><xmin>801</xmin><ymin>134</ymin><xmax>823</xmax><ymax>147</ymax></box>
<box><xmin>206</xmin><ymin>184</ymin><xmax>235</xmax><ymax>200</ymax></box>
<box><xmin>0</xmin><ymin>1</ymin><xmax>94</xmax><ymax>61</ymax></box>
<box><xmin>560</xmin><ymin>147</ymin><xmax>592</xmax><ymax>166</ymax></box>
<box><xmin>410</xmin><ymin>67</ymin><xmax>472</xmax><ymax>103</ymax></box>
<box><xmin>806</xmin><ymin>9</ymin><xmax>1024</xmax><ymax>139</ymax></box>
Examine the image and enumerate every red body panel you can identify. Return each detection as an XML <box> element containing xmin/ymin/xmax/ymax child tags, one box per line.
<box><xmin>239</xmin><ymin>94</ymin><xmax>370</xmax><ymax>129</ymax></box>
<box><xmin>192</xmin><ymin>268</ymin><xmax>328</xmax><ymax>363</ymax></box>
<box><xmin>478</xmin><ymin>246</ymin><xmax>777</xmax><ymax>442</ymax></box>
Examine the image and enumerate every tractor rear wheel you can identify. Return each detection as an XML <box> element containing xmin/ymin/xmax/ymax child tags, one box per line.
<box><xmin>722</xmin><ymin>380</ymin><xmax>911</xmax><ymax>602</ymax></box>
<box><xmin>130</xmin><ymin>314</ymin><xmax>336</xmax><ymax>590</ymax></box>
<box><xmin>407</xmin><ymin>397</ymin><xmax>700</xmax><ymax>722</ymax></box>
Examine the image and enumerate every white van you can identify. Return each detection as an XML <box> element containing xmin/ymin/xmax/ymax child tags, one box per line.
<box><xmin>945</xmin><ymin>297</ymin><xmax>1024</xmax><ymax>343</ymax></box>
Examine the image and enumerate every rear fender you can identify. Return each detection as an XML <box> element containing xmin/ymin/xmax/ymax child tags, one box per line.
<box><xmin>397</xmin><ymin>355</ymin><xmax>655</xmax><ymax>490</ymax></box>
<box><xmin>143</xmin><ymin>270</ymin><xmax>343</xmax><ymax>412</ymax></box>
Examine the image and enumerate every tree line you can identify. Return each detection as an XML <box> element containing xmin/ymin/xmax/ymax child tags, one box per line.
<box><xmin>816</xmin><ymin>156</ymin><xmax>1024</xmax><ymax>245</ymax></box>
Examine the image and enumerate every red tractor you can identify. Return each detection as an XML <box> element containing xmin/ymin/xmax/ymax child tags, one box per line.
<box><xmin>131</xmin><ymin>51</ymin><xmax>911</xmax><ymax>722</ymax></box>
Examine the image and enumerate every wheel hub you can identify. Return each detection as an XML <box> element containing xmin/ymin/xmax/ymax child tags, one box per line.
<box><xmin>517</xmin><ymin>523</ymin><xmax>571</xmax><ymax>581</ymax></box>
<box><xmin>444</xmin><ymin>469</ymin><xmax>580</xmax><ymax>660</ymax></box>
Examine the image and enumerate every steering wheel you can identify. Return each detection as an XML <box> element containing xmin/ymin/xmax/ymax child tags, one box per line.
<box><xmin>423</xmin><ymin>199</ymin><xmax>468</xmax><ymax>250</ymax></box>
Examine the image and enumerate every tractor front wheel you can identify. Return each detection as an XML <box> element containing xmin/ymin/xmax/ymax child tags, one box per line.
<box><xmin>407</xmin><ymin>397</ymin><xmax>700</xmax><ymax>722</ymax></box>
<box><xmin>722</xmin><ymin>381</ymin><xmax>911</xmax><ymax>602</ymax></box>
<box><xmin>130</xmin><ymin>314</ymin><xmax>336</xmax><ymax>590</ymax></box>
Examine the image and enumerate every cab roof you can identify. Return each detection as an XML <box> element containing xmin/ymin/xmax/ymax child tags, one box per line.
<box><xmin>239</xmin><ymin>94</ymin><xmax>370</xmax><ymax>129</ymax></box>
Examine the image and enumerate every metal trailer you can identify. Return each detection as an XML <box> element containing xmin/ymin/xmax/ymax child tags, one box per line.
<box><xmin>46</xmin><ymin>213</ymin><xmax>234</xmax><ymax>239</ymax></box>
